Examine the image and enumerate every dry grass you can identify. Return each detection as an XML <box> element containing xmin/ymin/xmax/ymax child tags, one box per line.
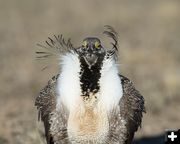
<box><xmin>0</xmin><ymin>0</ymin><xmax>180</xmax><ymax>143</ymax></box>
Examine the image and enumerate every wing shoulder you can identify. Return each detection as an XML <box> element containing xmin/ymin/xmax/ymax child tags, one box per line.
<box><xmin>35</xmin><ymin>74</ymin><xmax>59</xmax><ymax>121</ymax></box>
<box><xmin>119</xmin><ymin>75</ymin><xmax>145</xmax><ymax>143</ymax></box>
<box><xmin>35</xmin><ymin>74</ymin><xmax>59</xmax><ymax>144</ymax></box>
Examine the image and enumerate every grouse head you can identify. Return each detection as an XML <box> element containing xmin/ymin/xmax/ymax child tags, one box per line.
<box><xmin>75</xmin><ymin>37</ymin><xmax>105</xmax><ymax>67</ymax></box>
<box><xmin>36</xmin><ymin>26</ymin><xmax>118</xmax><ymax>65</ymax></box>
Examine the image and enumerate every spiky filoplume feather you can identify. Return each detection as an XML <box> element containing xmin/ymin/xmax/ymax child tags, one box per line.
<box><xmin>36</xmin><ymin>34</ymin><xmax>76</xmax><ymax>60</ymax></box>
<box><xmin>103</xmin><ymin>25</ymin><xmax>118</xmax><ymax>49</ymax></box>
<box><xmin>36</xmin><ymin>26</ymin><xmax>119</xmax><ymax>61</ymax></box>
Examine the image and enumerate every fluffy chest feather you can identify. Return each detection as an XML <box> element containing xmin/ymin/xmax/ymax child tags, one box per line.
<box><xmin>68</xmin><ymin>100</ymin><xmax>109</xmax><ymax>143</ymax></box>
<box><xmin>56</xmin><ymin>53</ymin><xmax>123</xmax><ymax>141</ymax></box>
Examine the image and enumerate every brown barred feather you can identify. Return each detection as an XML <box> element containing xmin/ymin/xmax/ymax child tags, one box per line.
<box><xmin>35</xmin><ymin>74</ymin><xmax>145</xmax><ymax>144</ymax></box>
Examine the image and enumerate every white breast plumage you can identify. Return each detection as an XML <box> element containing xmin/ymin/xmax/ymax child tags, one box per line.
<box><xmin>56</xmin><ymin>53</ymin><xmax>123</xmax><ymax>142</ymax></box>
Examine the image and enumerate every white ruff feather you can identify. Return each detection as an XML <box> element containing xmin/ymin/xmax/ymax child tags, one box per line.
<box><xmin>57</xmin><ymin>53</ymin><xmax>81</xmax><ymax>111</ymax></box>
<box><xmin>99</xmin><ymin>57</ymin><xmax>123</xmax><ymax>110</ymax></box>
<box><xmin>56</xmin><ymin>53</ymin><xmax>123</xmax><ymax>111</ymax></box>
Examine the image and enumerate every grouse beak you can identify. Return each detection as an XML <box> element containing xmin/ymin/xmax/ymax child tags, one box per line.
<box><xmin>85</xmin><ymin>53</ymin><xmax>98</xmax><ymax>66</ymax></box>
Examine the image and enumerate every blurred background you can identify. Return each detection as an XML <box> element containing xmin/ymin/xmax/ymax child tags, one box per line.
<box><xmin>0</xmin><ymin>0</ymin><xmax>180</xmax><ymax>144</ymax></box>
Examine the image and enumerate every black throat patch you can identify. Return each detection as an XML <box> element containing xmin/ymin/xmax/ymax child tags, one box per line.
<box><xmin>79</xmin><ymin>55</ymin><xmax>104</xmax><ymax>97</ymax></box>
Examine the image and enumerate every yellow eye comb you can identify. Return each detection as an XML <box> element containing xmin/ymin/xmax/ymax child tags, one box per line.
<box><xmin>82</xmin><ymin>40</ymin><xmax>88</xmax><ymax>47</ymax></box>
<box><xmin>95</xmin><ymin>41</ymin><xmax>100</xmax><ymax>48</ymax></box>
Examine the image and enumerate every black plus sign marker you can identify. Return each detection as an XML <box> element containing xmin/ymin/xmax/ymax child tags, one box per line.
<box><xmin>165</xmin><ymin>129</ymin><xmax>180</xmax><ymax>144</ymax></box>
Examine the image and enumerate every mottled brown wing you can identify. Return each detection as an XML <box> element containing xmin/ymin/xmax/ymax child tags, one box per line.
<box><xmin>35</xmin><ymin>74</ymin><xmax>59</xmax><ymax>144</ymax></box>
<box><xmin>120</xmin><ymin>75</ymin><xmax>146</xmax><ymax>144</ymax></box>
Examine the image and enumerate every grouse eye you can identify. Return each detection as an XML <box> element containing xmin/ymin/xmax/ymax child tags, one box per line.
<box><xmin>95</xmin><ymin>41</ymin><xmax>101</xmax><ymax>48</ymax></box>
<box><xmin>82</xmin><ymin>40</ymin><xmax>88</xmax><ymax>48</ymax></box>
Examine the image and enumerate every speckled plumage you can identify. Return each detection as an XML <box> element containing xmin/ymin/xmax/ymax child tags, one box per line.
<box><xmin>35</xmin><ymin>74</ymin><xmax>145</xmax><ymax>144</ymax></box>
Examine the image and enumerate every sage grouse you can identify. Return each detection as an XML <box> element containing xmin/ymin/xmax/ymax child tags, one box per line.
<box><xmin>35</xmin><ymin>26</ymin><xmax>145</xmax><ymax>144</ymax></box>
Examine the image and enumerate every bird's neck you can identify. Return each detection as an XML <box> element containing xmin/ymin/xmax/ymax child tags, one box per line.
<box><xmin>79</xmin><ymin>55</ymin><xmax>104</xmax><ymax>97</ymax></box>
<box><xmin>57</xmin><ymin>53</ymin><xmax>123</xmax><ymax>111</ymax></box>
